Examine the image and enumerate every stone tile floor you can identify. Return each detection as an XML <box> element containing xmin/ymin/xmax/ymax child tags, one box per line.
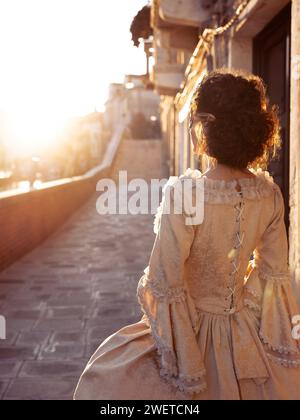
<box><xmin>0</xmin><ymin>193</ymin><xmax>156</xmax><ymax>399</ymax></box>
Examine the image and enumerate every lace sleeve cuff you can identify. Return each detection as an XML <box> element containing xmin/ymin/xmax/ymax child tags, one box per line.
<box><xmin>137</xmin><ymin>270</ymin><xmax>207</xmax><ymax>395</ymax></box>
<box><xmin>244</xmin><ymin>265</ymin><xmax>300</xmax><ymax>367</ymax></box>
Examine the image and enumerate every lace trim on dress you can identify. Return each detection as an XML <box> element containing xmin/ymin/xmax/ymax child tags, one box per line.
<box><xmin>152</xmin><ymin>168</ymin><xmax>276</xmax><ymax>234</ymax></box>
<box><xmin>140</xmin><ymin>276</ymin><xmax>187</xmax><ymax>303</ymax></box>
<box><xmin>177</xmin><ymin>167</ymin><xmax>276</xmax><ymax>204</ymax></box>
<box><xmin>160</xmin><ymin>369</ymin><xmax>207</xmax><ymax>395</ymax></box>
<box><xmin>136</xmin><ymin>273</ymin><xmax>207</xmax><ymax>395</ymax></box>
<box><xmin>259</xmin><ymin>333</ymin><xmax>300</xmax><ymax>355</ymax></box>
<box><xmin>257</xmin><ymin>270</ymin><xmax>290</xmax><ymax>284</ymax></box>
<box><xmin>153</xmin><ymin>168</ymin><xmax>276</xmax><ymax>233</ymax></box>
<box><xmin>244</xmin><ymin>299</ymin><xmax>261</xmax><ymax>313</ymax></box>
<box><xmin>153</xmin><ymin>199</ymin><xmax>164</xmax><ymax>235</ymax></box>
<box><xmin>138</xmin><ymin>270</ymin><xmax>201</xmax><ymax>335</ymax></box>
<box><xmin>244</xmin><ymin>267</ymin><xmax>300</xmax><ymax>358</ymax></box>
<box><xmin>244</xmin><ymin>286</ymin><xmax>261</xmax><ymax>300</ymax></box>
<box><xmin>266</xmin><ymin>353</ymin><xmax>300</xmax><ymax>368</ymax></box>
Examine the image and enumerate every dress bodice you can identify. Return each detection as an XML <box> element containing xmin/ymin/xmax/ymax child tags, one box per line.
<box><xmin>136</xmin><ymin>167</ymin><xmax>300</xmax><ymax>396</ymax></box>
<box><xmin>182</xmin><ymin>169</ymin><xmax>281</xmax><ymax>315</ymax></box>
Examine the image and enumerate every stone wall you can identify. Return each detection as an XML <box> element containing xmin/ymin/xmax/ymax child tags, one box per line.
<box><xmin>0</xmin><ymin>125</ymin><xmax>124</xmax><ymax>272</ymax></box>
<box><xmin>0</xmin><ymin>169</ymin><xmax>109</xmax><ymax>271</ymax></box>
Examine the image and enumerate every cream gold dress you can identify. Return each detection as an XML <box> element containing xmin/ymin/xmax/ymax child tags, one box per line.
<box><xmin>74</xmin><ymin>168</ymin><xmax>300</xmax><ymax>400</ymax></box>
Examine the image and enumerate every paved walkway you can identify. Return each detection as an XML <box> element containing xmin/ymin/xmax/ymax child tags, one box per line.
<box><xmin>0</xmin><ymin>139</ymin><xmax>164</xmax><ymax>400</ymax></box>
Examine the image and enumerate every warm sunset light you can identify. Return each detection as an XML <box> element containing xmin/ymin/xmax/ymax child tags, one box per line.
<box><xmin>5</xmin><ymin>110</ymin><xmax>65</xmax><ymax>156</ymax></box>
<box><xmin>0</xmin><ymin>0</ymin><xmax>299</xmax><ymax>403</ymax></box>
<box><xmin>0</xmin><ymin>0</ymin><xmax>148</xmax><ymax>156</ymax></box>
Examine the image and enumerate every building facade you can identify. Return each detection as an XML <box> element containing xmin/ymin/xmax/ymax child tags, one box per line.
<box><xmin>148</xmin><ymin>0</ymin><xmax>300</xmax><ymax>288</ymax></box>
<box><xmin>104</xmin><ymin>75</ymin><xmax>161</xmax><ymax>142</ymax></box>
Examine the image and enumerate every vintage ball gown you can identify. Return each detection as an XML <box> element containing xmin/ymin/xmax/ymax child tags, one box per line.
<box><xmin>74</xmin><ymin>168</ymin><xmax>300</xmax><ymax>400</ymax></box>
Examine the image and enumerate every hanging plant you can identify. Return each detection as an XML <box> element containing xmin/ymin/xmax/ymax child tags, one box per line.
<box><xmin>130</xmin><ymin>5</ymin><xmax>153</xmax><ymax>47</ymax></box>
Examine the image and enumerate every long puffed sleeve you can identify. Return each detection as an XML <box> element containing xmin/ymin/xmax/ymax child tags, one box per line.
<box><xmin>136</xmin><ymin>177</ymin><xmax>206</xmax><ymax>395</ymax></box>
<box><xmin>244</xmin><ymin>183</ymin><xmax>300</xmax><ymax>367</ymax></box>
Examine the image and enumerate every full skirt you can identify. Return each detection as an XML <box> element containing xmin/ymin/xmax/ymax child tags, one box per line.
<box><xmin>74</xmin><ymin>308</ymin><xmax>300</xmax><ymax>400</ymax></box>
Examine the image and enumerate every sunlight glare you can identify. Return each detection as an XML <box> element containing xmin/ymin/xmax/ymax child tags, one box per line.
<box><xmin>0</xmin><ymin>0</ymin><xmax>148</xmax><ymax>156</ymax></box>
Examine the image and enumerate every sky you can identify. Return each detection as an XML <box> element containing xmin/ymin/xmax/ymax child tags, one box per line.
<box><xmin>0</xmin><ymin>0</ymin><xmax>149</xmax><ymax>154</ymax></box>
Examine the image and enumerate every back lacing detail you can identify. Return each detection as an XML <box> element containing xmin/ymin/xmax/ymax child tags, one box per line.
<box><xmin>224</xmin><ymin>186</ymin><xmax>245</xmax><ymax>315</ymax></box>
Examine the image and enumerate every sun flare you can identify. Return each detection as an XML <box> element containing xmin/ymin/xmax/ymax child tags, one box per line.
<box><xmin>6</xmin><ymin>109</ymin><xmax>67</xmax><ymax>157</ymax></box>
<box><xmin>0</xmin><ymin>0</ymin><xmax>148</xmax><ymax>158</ymax></box>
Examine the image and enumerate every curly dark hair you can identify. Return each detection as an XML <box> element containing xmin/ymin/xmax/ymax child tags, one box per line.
<box><xmin>190</xmin><ymin>68</ymin><xmax>281</xmax><ymax>169</ymax></box>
